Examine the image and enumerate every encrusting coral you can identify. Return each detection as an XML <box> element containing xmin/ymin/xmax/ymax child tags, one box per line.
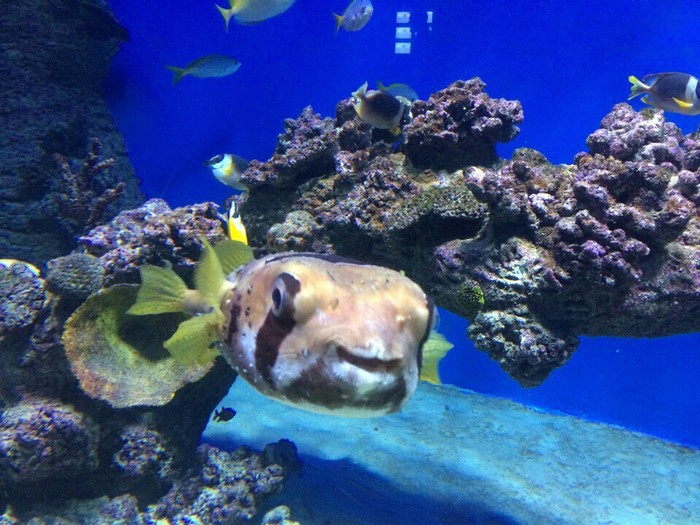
<box><xmin>52</xmin><ymin>138</ymin><xmax>127</xmax><ymax>239</ymax></box>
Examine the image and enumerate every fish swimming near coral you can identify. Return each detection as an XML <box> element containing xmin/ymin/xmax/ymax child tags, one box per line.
<box><xmin>165</xmin><ymin>54</ymin><xmax>241</xmax><ymax>85</ymax></box>
<box><xmin>333</xmin><ymin>0</ymin><xmax>373</xmax><ymax>32</ymax></box>
<box><xmin>213</xmin><ymin>406</ymin><xmax>237</xmax><ymax>422</ymax></box>
<box><xmin>205</xmin><ymin>153</ymin><xmax>249</xmax><ymax>191</ymax></box>
<box><xmin>227</xmin><ymin>200</ymin><xmax>249</xmax><ymax>245</ymax></box>
<box><xmin>352</xmin><ymin>82</ymin><xmax>405</xmax><ymax>135</ymax></box>
<box><xmin>216</xmin><ymin>0</ymin><xmax>296</xmax><ymax>30</ymax></box>
<box><xmin>628</xmin><ymin>72</ymin><xmax>700</xmax><ymax>115</ymax></box>
<box><xmin>128</xmin><ymin>240</ymin><xmax>452</xmax><ymax>417</ymax></box>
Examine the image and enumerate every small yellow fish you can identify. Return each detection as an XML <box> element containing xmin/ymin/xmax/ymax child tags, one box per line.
<box><xmin>216</xmin><ymin>0</ymin><xmax>296</xmax><ymax>31</ymax></box>
<box><xmin>165</xmin><ymin>55</ymin><xmax>241</xmax><ymax>85</ymax></box>
<box><xmin>352</xmin><ymin>82</ymin><xmax>405</xmax><ymax>135</ymax></box>
<box><xmin>628</xmin><ymin>72</ymin><xmax>700</xmax><ymax>115</ymax></box>
<box><xmin>205</xmin><ymin>153</ymin><xmax>249</xmax><ymax>191</ymax></box>
<box><xmin>227</xmin><ymin>200</ymin><xmax>248</xmax><ymax>245</ymax></box>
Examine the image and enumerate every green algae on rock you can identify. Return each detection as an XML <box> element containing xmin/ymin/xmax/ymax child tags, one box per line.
<box><xmin>62</xmin><ymin>285</ymin><xmax>214</xmax><ymax>408</ymax></box>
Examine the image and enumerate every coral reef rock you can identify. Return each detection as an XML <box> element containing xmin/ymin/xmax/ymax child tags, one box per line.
<box><xmin>238</xmin><ymin>84</ymin><xmax>700</xmax><ymax>387</ymax></box>
<box><xmin>0</xmin><ymin>0</ymin><xmax>143</xmax><ymax>267</ymax></box>
<box><xmin>0</xmin><ymin>201</ymin><xmax>295</xmax><ymax>521</ymax></box>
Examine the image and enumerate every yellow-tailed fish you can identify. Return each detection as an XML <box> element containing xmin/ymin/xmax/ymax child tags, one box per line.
<box><xmin>628</xmin><ymin>72</ymin><xmax>700</xmax><ymax>115</ymax></box>
<box><xmin>352</xmin><ymin>81</ymin><xmax>405</xmax><ymax>135</ymax></box>
<box><xmin>333</xmin><ymin>0</ymin><xmax>373</xmax><ymax>32</ymax></box>
<box><xmin>165</xmin><ymin>55</ymin><xmax>241</xmax><ymax>85</ymax></box>
<box><xmin>205</xmin><ymin>153</ymin><xmax>249</xmax><ymax>191</ymax></box>
<box><xmin>216</xmin><ymin>0</ymin><xmax>296</xmax><ymax>31</ymax></box>
<box><xmin>227</xmin><ymin>201</ymin><xmax>248</xmax><ymax>245</ymax></box>
<box><xmin>128</xmin><ymin>240</ymin><xmax>451</xmax><ymax>416</ymax></box>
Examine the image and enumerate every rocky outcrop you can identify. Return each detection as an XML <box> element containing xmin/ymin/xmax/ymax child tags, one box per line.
<box><xmin>0</xmin><ymin>0</ymin><xmax>143</xmax><ymax>267</ymax></box>
<box><xmin>235</xmin><ymin>83</ymin><xmax>699</xmax><ymax>387</ymax></box>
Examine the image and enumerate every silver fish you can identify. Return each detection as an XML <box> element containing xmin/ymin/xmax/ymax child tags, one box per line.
<box><xmin>165</xmin><ymin>54</ymin><xmax>241</xmax><ymax>85</ymax></box>
<box><xmin>334</xmin><ymin>0</ymin><xmax>373</xmax><ymax>32</ymax></box>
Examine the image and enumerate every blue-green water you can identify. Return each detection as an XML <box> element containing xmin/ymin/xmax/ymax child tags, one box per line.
<box><xmin>105</xmin><ymin>0</ymin><xmax>700</xmax><ymax>449</ymax></box>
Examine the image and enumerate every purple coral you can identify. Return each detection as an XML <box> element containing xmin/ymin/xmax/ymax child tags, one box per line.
<box><xmin>146</xmin><ymin>442</ymin><xmax>295</xmax><ymax>524</ymax></box>
<box><xmin>78</xmin><ymin>198</ymin><xmax>227</xmax><ymax>286</ymax></box>
<box><xmin>242</xmin><ymin>106</ymin><xmax>338</xmax><ymax>188</ymax></box>
<box><xmin>0</xmin><ymin>263</ymin><xmax>45</xmax><ymax>334</ymax></box>
<box><xmin>0</xmin><ymin>399</ymin><xmax>99</xmax><ymax>487</ymax></box>
<box><xmin>404</xmin><ymin>78</ymin><xmax>524</xmax><ymax>171</ymax></box>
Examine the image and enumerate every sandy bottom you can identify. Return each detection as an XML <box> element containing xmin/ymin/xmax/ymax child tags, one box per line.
<box><xmin>204</xmin><ymin>380</ymin><xmax>699</xmax><ymax>525</ymax></box>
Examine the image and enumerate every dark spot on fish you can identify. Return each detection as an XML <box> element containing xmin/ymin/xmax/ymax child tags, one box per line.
<box><xmin>255</xmin><ymin>273</ymin><xmax>301</xmax><ymax>385</ymax></box>
<box><xmin>245</xmin><ymin>306</ymin><xmax>250</xmax><ymax>316</ymax></box>
<box><xmin>226</xmin><ymin>302</ymin><xmax>241</xmax><ymax>347</ymax></box>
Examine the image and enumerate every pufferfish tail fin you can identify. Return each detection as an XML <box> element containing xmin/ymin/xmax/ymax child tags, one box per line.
<box><xmin>419</xmin><ymin>331</ymin><xmax>454</xmax><ymax>385</ymax></box>
<box><xmin>628</xmin><ymin>75</ymin><xmax>649</xmax><ymax>100</ymax></box>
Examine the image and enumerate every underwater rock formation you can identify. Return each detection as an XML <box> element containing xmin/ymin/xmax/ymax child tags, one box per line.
<box><xmin>0</xmin><ymin>0</ymin><xmax>143</xmax><ymax>267</ymax></box>
<box><xmin>0</xmin><ymin>201</ymin><xmax>297</xmax><ymax>521</ymax></box>
<box><xmin>237</xmin><ymin>83</ymin><xmax>699</xmax><ymax>387</ymax></box>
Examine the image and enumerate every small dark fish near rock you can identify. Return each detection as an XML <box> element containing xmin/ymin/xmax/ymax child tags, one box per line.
<box><xmin>213</xmin><ymin>406</ymin><xmax>237</xmax><ymax>422</ymax></box>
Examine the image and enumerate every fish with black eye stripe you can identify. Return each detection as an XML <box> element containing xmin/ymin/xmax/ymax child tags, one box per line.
<box><xmin>127</xmin><ymin>239</ymin><xmax>452</xmax><ymax>417</ymax></box>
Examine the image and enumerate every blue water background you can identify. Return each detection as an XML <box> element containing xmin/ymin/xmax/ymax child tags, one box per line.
<box><xmin>106</xmin><ymin>0</ymin><xmax>700</xmax><ymax>446</ymax></box>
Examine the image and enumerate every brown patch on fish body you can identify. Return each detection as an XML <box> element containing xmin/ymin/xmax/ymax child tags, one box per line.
<box><xmin>220</xmin><ymin>253</ymin><xmax>433</xmax><ymax>416</ymax></box>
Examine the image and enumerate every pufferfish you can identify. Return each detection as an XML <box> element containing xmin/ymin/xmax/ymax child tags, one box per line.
<box><xmin>127</xmin><ymin>240</ymin><xmax>452</xmax><ymax>416</ymax></box>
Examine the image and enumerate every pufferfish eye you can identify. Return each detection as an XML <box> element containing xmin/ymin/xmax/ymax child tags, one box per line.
<box><xmin>270</xmin><ymin>272</ymin><xmax>299</xmax><ymax>320</ymax></box>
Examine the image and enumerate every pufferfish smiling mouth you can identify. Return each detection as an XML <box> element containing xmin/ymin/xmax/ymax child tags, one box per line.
<box><xmin>128</xmin><ymin>241</ymin><xmax>453</xmax><ymax>418</ymax></box>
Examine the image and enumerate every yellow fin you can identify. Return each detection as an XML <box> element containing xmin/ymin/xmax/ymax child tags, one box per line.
<box><xmin>165</xmin><ymin>65</ymin><xmax>187</xmax><ymax>85</ymax></box>
<box><xmin>389</xmin><ymin>125</ymin><xmax>402</xmax><ymax>136</ymax></box>
<box><xmin>419</xmin><ymin>331</ymin><xmax>454</xmax><ymax>385</ymax></box>
<box><xmin>627</xmin><ymin>75</ymin><xmax>648</xmax><ymax>100</ymax></box>
<box><xmin>214</xmin><ymin>239</ymin><xmax>254</xmax><ymax>276</ymax></box>
<box><xmin>194</xmin><ymin>239</ymin><xmax>226</xmax><ymax>308</ymax></box>
<box><xmin>673</xmin><ymin>97</ymin><xmax>694</xmax><ymax>109</ymax></box>
<box><xmin>215</xmin><ymin>3</ymin><xmax>234</xmax><ymax>32</ymax></box>
<box><xmin>127</xmin><ymin>265</ymin><xmax>189</xmax><ymax>315</ymax></box>
<box><xmin>333</xmin><ymin>12</ymin><xmax>343</xmax><ymax>32</ymax></box>
<box><xmin>164</xmin><ymin>310</ymin><xmax>224</xmax><ymax>365</ymax></box>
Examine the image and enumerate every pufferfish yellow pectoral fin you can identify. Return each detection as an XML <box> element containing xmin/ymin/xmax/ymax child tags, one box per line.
<box><xmin>214</xmin><ymin>239</ymin><xmax>254</xmax><ymax>276</ymax></box>
<box><xmin>419</xmin><ymin>331</ymin><xmax>454</xmax><ymax>385</ymax></box>
<box><xmin>164</xmin><ymin>309</ymin><xmax>225</xmax><ymax>365</ymax></box>
<box><xmin>673</xmin><ymin>97</ymin><xmax>694</xmax><ymax>109</ymax></box>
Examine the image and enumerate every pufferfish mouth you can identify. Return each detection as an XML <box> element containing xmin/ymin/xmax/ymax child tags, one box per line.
<box><xmin>336</xmin><ymin>346</ymin><xmax>402</xmax><ymax>373</ymax></box>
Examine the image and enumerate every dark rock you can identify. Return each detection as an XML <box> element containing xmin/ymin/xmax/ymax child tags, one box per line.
<box><xmin>0</xmin><ymin>0</ymin><xmax>143</xmax><ymax>267</ymax></box>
